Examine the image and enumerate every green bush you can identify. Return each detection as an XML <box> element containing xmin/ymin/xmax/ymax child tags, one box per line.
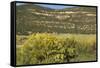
<box><xmin>16</xmin><ymin>33</ymin><xmax>78</xmax><ymax>65</ymax></box>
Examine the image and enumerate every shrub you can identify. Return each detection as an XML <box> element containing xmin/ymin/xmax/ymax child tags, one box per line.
<box><xmin>16</xmin><ymin>33</ymin><xmax>78</xmax><ymax>65</ymax></box>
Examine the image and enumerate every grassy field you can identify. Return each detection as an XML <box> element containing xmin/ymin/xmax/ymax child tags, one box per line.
<box><xmin>16</xmin><ymin>33</ymin><xmax>96</xmax><ymax>65</ymax></box>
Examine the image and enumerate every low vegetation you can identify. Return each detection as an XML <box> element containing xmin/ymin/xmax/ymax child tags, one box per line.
<box><xmin>16</xmin><ymin>33</ymin><xmax>96</xmax><ymax>65</ymax></box>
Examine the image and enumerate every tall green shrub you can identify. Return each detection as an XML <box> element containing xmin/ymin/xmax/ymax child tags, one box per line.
<box><xmin>16</xmin><ymin>33</ymin><xmax>78</xmax><ymax>65</ymax></box>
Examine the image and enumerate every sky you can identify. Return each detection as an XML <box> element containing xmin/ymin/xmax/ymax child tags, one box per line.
<box><xmin>16</xmin><ymin>3</ymin><xmax>75</xmax><ymax>9</ymax></box>
<box><xmin>35</xmin><ymin>4</ymin><xmax>75</xmax><ymax>9</ymax></box>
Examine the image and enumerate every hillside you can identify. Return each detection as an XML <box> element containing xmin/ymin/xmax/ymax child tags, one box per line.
<box><xmin>16</xmin><ymin>4</ymin><xmax>97</xmax><ymax>35</ymax></box>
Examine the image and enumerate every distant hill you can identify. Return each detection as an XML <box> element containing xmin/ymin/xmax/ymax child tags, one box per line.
<box><xmin>61</xmin><ymin>6</ymin><xmax>96</xmax><ymax>12</ymax></box>
<box><xmin>16</xmin><ymin>4</ymin><xmax>97</xmax><ymax>35</ymax></box>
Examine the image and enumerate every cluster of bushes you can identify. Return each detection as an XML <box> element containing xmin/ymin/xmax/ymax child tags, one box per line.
<box><xmin>16</xmin><ymin>33</ymin><xmax>96</xmax><ymax>65</ymax></box>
